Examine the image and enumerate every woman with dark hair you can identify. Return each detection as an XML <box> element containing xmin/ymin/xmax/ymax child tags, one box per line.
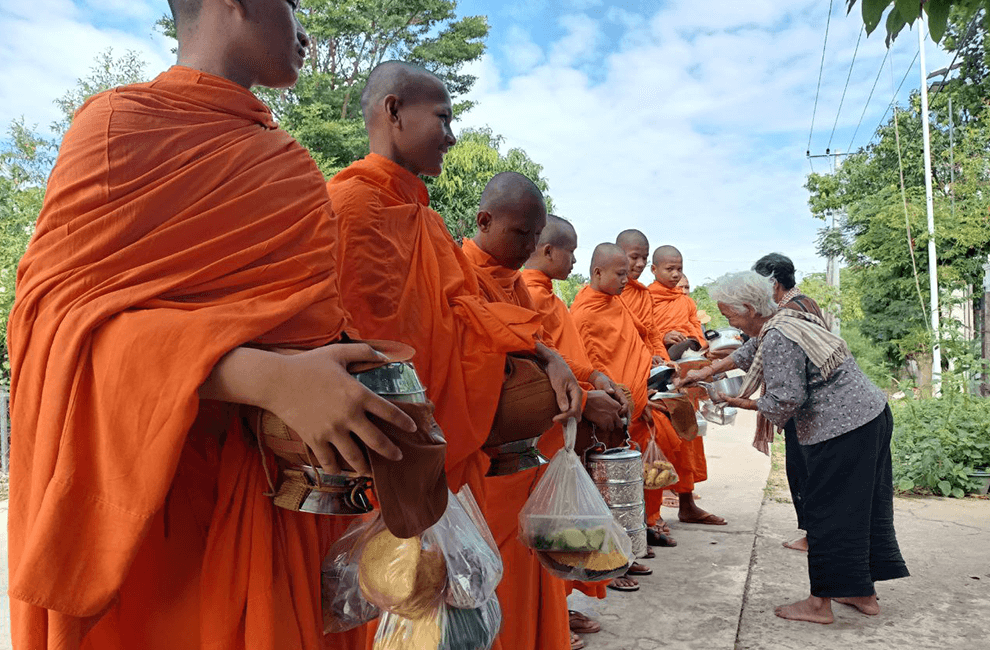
<box><xmin>703</xmin><ymin>271</ymin><xmax>908</xmax><ymax>624</ymax></box>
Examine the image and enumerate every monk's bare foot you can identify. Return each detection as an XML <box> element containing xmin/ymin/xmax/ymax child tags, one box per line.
<box><xmin>607</xmin><ymin>575</ymin><xmax>639</xmax><ymax>592</ymax></box>
<box><xmin>678</xmin><ymin>493</ymin><xmax>727</xmax><ymax>525</ymax></box>
<box><xmin>834</xmin><ymin>595</ymin><xmax>880</xmax><ymax>615</ymax></box>
<box><xmin>774</xmin><ymin>596</ymin><xmax>834</xmax><ymax>624</ymax></box>
<box><xmin>782</xmin><ymin>536</ymin><xmax>808</xmax><ymax>552</ymax></box>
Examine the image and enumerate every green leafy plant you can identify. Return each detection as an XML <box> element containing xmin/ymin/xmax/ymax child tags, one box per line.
<box><xmin>891</xmin><ymin>390</ymin><xmax>990</xmax><ymax>497</ymax></box>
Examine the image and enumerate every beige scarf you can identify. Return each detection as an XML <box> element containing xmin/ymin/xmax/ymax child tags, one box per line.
<box><xmin>738</xmin><ymin>308</ymin><xmax>850</xmax><ymax>455</ymax></box>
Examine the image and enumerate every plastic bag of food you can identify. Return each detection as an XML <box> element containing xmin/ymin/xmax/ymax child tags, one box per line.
<box><xmin>441</xmin><ymin>595</ymin><xmax>502</xmax><ymax>650</ymax></box>
<box><xmin>321</xmin><ymin>513</ymin><xmax>381</xmax><ymax>633</ymax></box>
<box><xmin>518</xmin><ymin>418</ymin><xmax>633</xmax><ymax>581</ymax></box>
<box><xmin>373</xmin><ymin>596</ymin><xmax>502</xmax><ymax>650</ymax></box>
<box><xmin>642</xmin><ymin>428</ymin><xmax>678</xmax><ymax>491</ymax></box>
<box><xmin>432</xmin><ymin>489</ymin><xmax>502</xmax><ymax>609</ymax></box>
<box><xmin>357</xmin><ymin>515</ymin><xmax>447</xmax><ymax>619</ymax></box>
<box><xmin>454</xmin><ymin>485</ymin><xmax>498</xmax><ymax>554</ymax></box>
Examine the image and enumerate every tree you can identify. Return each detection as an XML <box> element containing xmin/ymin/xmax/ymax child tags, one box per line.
<box><xmin>426</xmin><ymin>128</ymin><xmax>554</xmax><ymax>242</ymax></box>
<box><xmin>0</xmin><ymin>121</ymin><xmax>56</xmax><ymax>384</ymax></box>
<box><xmin>1</xmin><ymin>50</ymin><xmax>151</xmax><ymax>384</ymax></box>
<box><xmin>157</xmin><ymin>0</ymin><xmax>489</xmax><ymax>177</ymax></box>
<box><xmin>554</xmin><ymin>274</ymin><xmax>588</xmax><ymax>308</ymax></box>
<box><xmin>846</xmin><ymin>0</ymin><xmax>981</xmax><ymax>45</ymax></box>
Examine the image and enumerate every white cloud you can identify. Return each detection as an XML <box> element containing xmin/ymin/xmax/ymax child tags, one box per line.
<box><xmin>0</xmin><ymin>0</ymin><xmax>174</xmax><ymax>138</ymax></box>
<box><xmin>504</xmin><ymin>25</ymin><xmax>544</xmax><ymax>71</ymax></box>
<box><xmin>456</xmin><ymin>1</ymin><xmax>954</xmax><ymax>283</ymax></box>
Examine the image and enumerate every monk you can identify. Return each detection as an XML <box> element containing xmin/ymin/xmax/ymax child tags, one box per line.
<box><xmin>462</xmin><ymin>172</ymin><xmax>605</xmax><ymax>650</ymax></box>
<box><xmin>649</xmin><ymin>245</ymin><xmax>727</xmax><ymax>526</ymax></box>
<box><xmin>570</xmin><ymin>244</ymin><xmax>694</xmax><ymax>558</ymax></box>
<box><xmin>523</xmin><ymin>216</ymin><xmax>643</xmax><ymax>615</ymax></box>
<box><xmin>328</xmin><ymin>62</ymin><xmax>581</xmax><ymax>522</ymax></box>
<box><xmin>5</xmin><ymin>2</ymin><xmax>417</xmax><ymax>649</ymax></box>
<box><xmin>615</xmin><ymin>229</ymin><xmax>670</xmax><ymax>365</ymax></box>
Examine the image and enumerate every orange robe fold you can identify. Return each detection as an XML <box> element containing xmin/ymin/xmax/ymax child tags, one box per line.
<box><xmin>649</xmin><ymin>281</ymin><xmax>709</xmax><ymax>490</ymax></box>
<box><xmin>7</xmin><ymin>66</ymin><xmax>362</xmax><ymax>650</ymax></box>
<box><xmin>521</xmin><ymin>270</ymin><xmax>608</xmax><ymax>600</ymax></box>
<box><xmin>620</xmin><ymin>278</ymin><xmax>670</xmax><ymax>361</ymax></box>
<box><xmin>569</xmin><ymin>286</ymin><xmax>689</xmax><ymax>525</ymax></box>
<box><xmin>326</xmin><ymin>154</ymin><xmax>541</xmax><ymax>506</ymax></box>
<box><xmin>461</xmin><ymin>241</ymin><xmax>571</xmax><ymax>650</ymax></box>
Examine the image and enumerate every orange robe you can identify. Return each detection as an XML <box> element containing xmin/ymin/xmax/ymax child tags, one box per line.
<box><xmin>570</xmin><ymin>287</ymin><xmax>693</xmax><ymax>525</ymax></box>
<box><xmin>461</xmin><ymin>240</ymin><xmax>570</xmax><ymax>650</ymax></box>
<box><xmin>326</xmin><ymin>154</ymin><xmax>541</xmax><ymax>506</ymax></box>
<box><xmin>522</xmin><ymin>270</ymin><xmax>609</xmax><ymax>600</ymax></box>
<box><xmin>620</xmin><ymin>278</ymin><xmax>670</xmax><ymax>361</ymax></box>
<box><xmin>6</xmin><ymin>66</ymin><xmax>365</xmax><ymax>650</ymax></box>
<box><xmin>649</xmin><ymin>282</ymin><xmax>709</xmax><ymax>489</ymax></box>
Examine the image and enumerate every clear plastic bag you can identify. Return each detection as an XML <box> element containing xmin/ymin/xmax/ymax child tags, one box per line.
<box><xmin>321</xmin><ymin>513</ymin><xmax>381</xmax><ymax>634</ymax></box>
<box><xmin>432</xmin><ymin>489</ymin><xmax>502</xmax><ymax>609</ymax></box>
<box><xmin>642</xmin><ymin>424</ymin><xmax>678</xmax><ymax>491</ymax></box>
<box><xmin>373</xmin><ymin>595</ymin><xmax>502</xmax><ymax>650</ymax></box>
<box><xmin>357</xmin><ymin>514</ymin><xmax>447</xmax><ymax>619</ymax></box>
<box><xmin>519</xmin><ymin>418</ymin><xmax>633</xmax><ymax>581</ymax></box>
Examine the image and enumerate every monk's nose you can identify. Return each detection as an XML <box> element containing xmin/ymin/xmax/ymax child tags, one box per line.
<box><xmin>296</xmin><ymin>18</ymin><xmax>310</xmax><ymax>49</ymax></box>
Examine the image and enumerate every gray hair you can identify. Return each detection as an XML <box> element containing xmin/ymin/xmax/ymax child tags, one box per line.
<box><xmin>708</xmin><ymin>271</ymin><xmax>778</xmax><ymax>317</ymax></box>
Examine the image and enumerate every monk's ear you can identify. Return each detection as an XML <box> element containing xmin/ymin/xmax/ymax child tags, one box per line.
<box><xmin>542</xmin><ymin>243</ymin><xmax>554</xmax><ymax>260</ymax></box>
<box><xmin>476</xmin><ymin>210</ymin><xmax>493</xmax><ymax>233</ymax></box>
<box><xmin>222</xmin><ymin>0</ymin><xmax>247</xmax><ymax>19</ymax></box>
<box><xmin>383</xmin><ymin>94</ymin><xmax>401</xmax><ymax>128</ymax></box>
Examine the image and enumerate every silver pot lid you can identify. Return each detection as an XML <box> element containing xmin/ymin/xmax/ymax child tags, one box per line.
<box><xmin>587</xmin><ymin>447</ymin><xmax>642</xmax><ymax>461</ymax></box>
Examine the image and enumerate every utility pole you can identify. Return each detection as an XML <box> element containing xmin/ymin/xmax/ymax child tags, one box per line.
<box><xmin>918</xmin><ymin>19</ymin><xmax>942</xmax><ymax>394</ymax></box>
<box><xmin>983</xmin><ymin>255</ymin><xmax>990</xmax><ymax>396</ymax></box>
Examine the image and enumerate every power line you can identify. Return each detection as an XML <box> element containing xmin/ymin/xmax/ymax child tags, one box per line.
<box><xmin>845</xmin><ymin>47</ymin><xmax>889</xmax><ymax>154</ymax></box>
<box><xmin>928</xmin><ymin>11</ymin><xmax>983</xmax><ymax>105</ymax></box>
<box><xmin>864</xmin><ymin>46</ymin><xmax>920</xmax><ymax>149</ymax></box>
<box><xmin>827</xmin><ymin>25</ymin><xmax>864</xmax><ymax>153</ymax></box>
<box><xmin>806</xmin><ymin>0</ymin><xmax>835</xmax><ymax>156</ymax></box>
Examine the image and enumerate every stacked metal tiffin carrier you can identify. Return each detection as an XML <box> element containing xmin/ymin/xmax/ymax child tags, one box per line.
<box><xmin>585</xmin><ymin>434</ymin><xmax>648</xmax><ymax>559</ymax></box>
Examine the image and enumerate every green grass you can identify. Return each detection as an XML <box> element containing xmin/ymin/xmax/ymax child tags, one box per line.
<box><xmin>764</xmin><ymin>437</ymin><xmax>791</xmax><ymax>503</ymax></box>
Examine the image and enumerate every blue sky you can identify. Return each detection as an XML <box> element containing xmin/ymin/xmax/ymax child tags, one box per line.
<box><xmin>0</xmin><ymin>0</ymin><xmax>955</xmax><ymax>283</ymax></box>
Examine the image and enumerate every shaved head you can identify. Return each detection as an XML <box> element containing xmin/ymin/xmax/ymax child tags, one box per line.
<box><xmin>591</xmin><ymin>243</ymin><xmax>627</xmax><ymax>275</ymax></box>
<box><xmin>652</xmin><ymin>245</ymin><xmax>682</xmax><ymax>267</ymax></box>
<box><xmin>615</xmin><ymin>229</ymin><xmax>649</xmax><ymax>251</ymax></box>
<box><xmin>166</xmin><ymin>0</ymin><xmax>202</xmax><ymax>30</ymax></box>
<box><xmin>360</xmin><ymin>60</ymin><xmax>447</xmax><ymax>125</ymax></box>
<box><xmin>479</xmin><ymin>171</ymin><xmax>545</xmax><ymax>213</ymax></box>
<box><xmin>538</xmin><ymin>214</ymin><xmax>577</xmax><ymax>248</ymax></box>
<box><xmin>590</xmin><ymin>243</ymin><xmax>629</xmax><ymax>295</ymax></box>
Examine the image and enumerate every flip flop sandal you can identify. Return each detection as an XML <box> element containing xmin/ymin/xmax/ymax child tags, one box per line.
<box><xmin>679</xmin><ymin>513</ymin><xmax>727</xmax><ymax>526</ymax></box>
<box><xmin>647</xmin><ymin>527</ymin><xmax>677</xmax><ymax>547</ymax></box>
<box><xmin>607</xmin><ymin>577</ymin><xmax>640</xmax><ymax>592</ymax></box>
<box><xmin>642</xmin><ymin>546</ymin><xmax>656</xmax><ymax>559</ymax></box>
<box><xmin>571</xmin><ymin>633</ymin><xmax>586</xmax><ymax>650</ymax></box>
<box><xmin>568</xmin><ymin>611</ymin><xmax>602</xmax><ymax>634</ymax></box>
<box><xmin>626</xmin><ymin>562</ymin><xmax>653</xmax><ymax>576</ymax></box>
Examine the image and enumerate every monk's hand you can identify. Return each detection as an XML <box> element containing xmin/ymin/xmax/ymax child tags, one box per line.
<box><xmin>582</xmin><ymin>390</ymin><xmax>624</xmax><ymax>431</ymax></box>
<box><xmin>264</xmin><ymin>344</ymin><xmax>415</xmax><ymax>476</ymax></box>
<box><xmin>664</xmin><ymin>330</ymin><xmax>688</xmax><ymax>347</ymax></box>
<box><xmin>718</xmin><ymin>393</ymin><xmax>757</xmax><ymax>411</ymax></box>
<box><xmin>651</xmin><ymin>355</ymin><xmax>668</xmax><ymax>368</ymax></box>
<box><xmin>535</xmin><ymin>342</ymin><xmax>583</xmax><ymax>423</ymax></box>
<box><xmin>589</xmin><ymin>370</ymin><xmax>629</xmax><ymax>417</ymax></box>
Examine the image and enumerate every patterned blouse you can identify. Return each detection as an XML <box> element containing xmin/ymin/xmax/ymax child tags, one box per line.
<box><xmin>730</xmin><ymin>295</ymin><xmax>887</xmax><ymax>446</ymax></box>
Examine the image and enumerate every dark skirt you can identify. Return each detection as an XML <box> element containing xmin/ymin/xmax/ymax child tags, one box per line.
<box><xmin>801</xmin><ymin>404</ymin><xmax>910</xmax><ymax>597</ymax></box>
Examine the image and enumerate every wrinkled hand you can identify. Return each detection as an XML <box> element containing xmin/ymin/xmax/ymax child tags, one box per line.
<box><xmin>264</xmin><ymin>344</ymin><xmax>416</xmax><ymax>476</ymax></box>
<box><xmin>651</xmin><ymin>355</ymin><xmax>669</xmax><ymax>368</ymax></box>
<box><xmin>590</xmin><ymin>370</ymin><xmax>630</xmax><ymax>418</ymax></box>
<box><xmin>673</xmin><ymin>367</ymin><xmax>712</xmax><ymax>390</ymax></box>
<box><xmin>664</xmin><ymin>330</ymin><xmax>688</xmax><ymax>346</ymax></box>
<box><xmin>717</xmin><ymin>393</ymin><xmax>758</xmax><ymax>411</ymax></box>
<box><xmin>582</xmin><ymin>390</ymin><xmax>624</xmax><ymax>431</ymax></box>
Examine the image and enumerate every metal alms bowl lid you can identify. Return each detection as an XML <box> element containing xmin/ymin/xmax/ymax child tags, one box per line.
<box><xmin>586</xmin><ymin>446</ymin><xmax>642</xmax><ymax>462</ymax></box>
<box><xmin>353</xmin><ymin>361</ymin><xmax>425</xmax><ymax>396</ymax></box>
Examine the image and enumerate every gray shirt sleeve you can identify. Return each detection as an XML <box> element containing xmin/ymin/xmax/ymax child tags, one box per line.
<box><xmin>754</xmin><ymin>330</ymin><xmax>806</xmax><ymax>428</ymax></box>
<box><xmin>731</xmin><ymin>337</ymin><xmax>758</xmax><ymax>371</ymax></box>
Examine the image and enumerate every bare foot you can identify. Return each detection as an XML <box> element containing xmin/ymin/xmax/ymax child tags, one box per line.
<box><xmin>782</xmin><ymin>536</ymin><xmax>808</xmax><ymax>552</ymax></box>
<box><xmin>834</xmin><ymin>595</ymin><xmax>880</xmax><ymax>615</ymax></box>
<box><xmin>774</xmin><ymin>596</ymin><xmax>834</xmax><ymax>624</ymax></box>
<box><xmin>607</xmin><ymin>575</ymin><xmax>639</xmax><ymax>591</ymax></box>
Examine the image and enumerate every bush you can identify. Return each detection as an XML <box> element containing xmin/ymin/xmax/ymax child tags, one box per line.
<box><xmin>890</xmin><ymin>391</ymin><xmax>990</xmax><ymax>497</ymax></box>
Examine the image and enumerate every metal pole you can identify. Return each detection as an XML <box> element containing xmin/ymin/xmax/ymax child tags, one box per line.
<box><xmin>983</xmin><ymin>256</ymin><xmax>990</xmax><ymax>396</ymax></box>
<box><xmin>919</xmin><ymin>19</ymin><xmax>942</xmax><ymax>394</ymax></box>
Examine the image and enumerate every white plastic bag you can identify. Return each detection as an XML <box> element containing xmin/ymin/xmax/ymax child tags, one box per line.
<box><xmin>321</xmin><ymin>513</ymin><xmax>381</xmax><ymax>634</ymax></box>
<box><xmin>373</xmin><ymin>595</ymin><xmax>502</xmax><ymax>650</ymax></box>
<box><xmin>518</xmin><ymin>419</ymin><xmax>632</xmax><ymax>581</ymax></box>
<box><xmin>642</xmin><ymin>421</ymin><xmax>678</xmax><ymax>490</ymax></box>
<box><xmin>432</xmin><ymin>488</ymin><xmax>502</xmax><ymax>609</ymax></box>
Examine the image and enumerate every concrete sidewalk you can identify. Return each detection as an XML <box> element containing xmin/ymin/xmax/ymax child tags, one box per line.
<box><xmin>567</xmin><ymin>408</ymin><xmax>772</xmax><ymax>650</ymax></box>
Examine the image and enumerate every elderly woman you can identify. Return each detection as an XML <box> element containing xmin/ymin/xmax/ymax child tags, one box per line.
<box><xmin>704</xmin><ymin>271</ymin><xmax>908</xmax><ymax>624</ymax></box>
